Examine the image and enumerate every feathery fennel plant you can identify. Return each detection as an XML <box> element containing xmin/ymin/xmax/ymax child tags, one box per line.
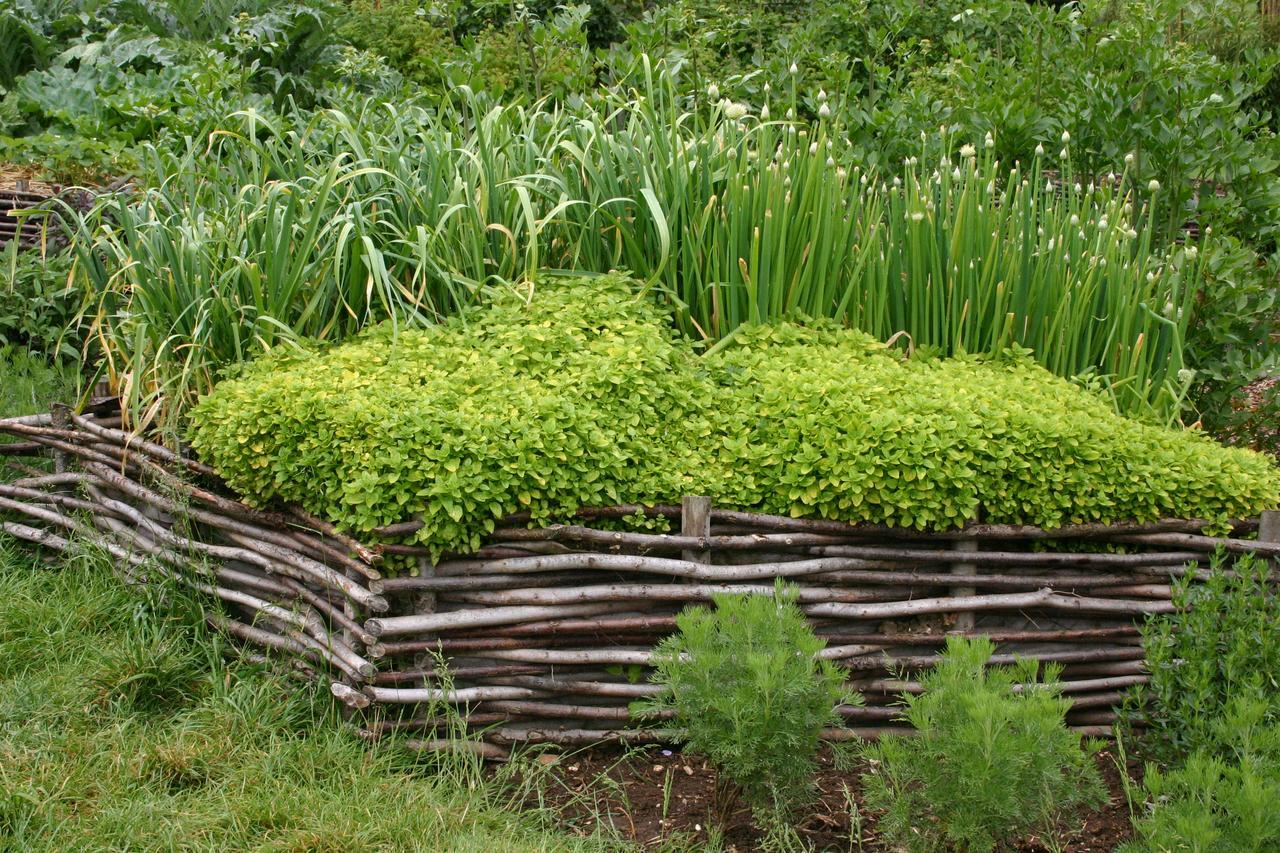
<box><xmin>861</xmin><ymin>636</ymin><xmax>1106</xmax><ymax>852</ymax></box>
<box><xmin>637</xmin><ymin>582</ymin><xmax>854</xmax><ymax>839</ymax></box>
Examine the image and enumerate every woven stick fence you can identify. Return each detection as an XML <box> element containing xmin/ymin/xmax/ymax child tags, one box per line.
<box><xmin>3</xmin><ymin>403</ymin><xmax>1278</xmax><ymax>760</ymax></box>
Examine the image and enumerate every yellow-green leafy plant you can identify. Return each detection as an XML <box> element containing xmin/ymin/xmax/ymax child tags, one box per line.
<box><xmin>187</xmin><ymin>276</ymin><xmax>1280</xmax><ymax>559</ymax></box>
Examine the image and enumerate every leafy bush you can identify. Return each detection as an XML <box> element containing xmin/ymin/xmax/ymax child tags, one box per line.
<box><xmin>188</xmin><ymin>277</ymin><xmax>1280</xmax><ymax>557</ymax></box>
<box><xmin>1133</xmin><ymin>552</ymin><xmax>1280</xmax><ymax>760</ymax></box>
<box><xmin>1122</xmin><ymin>700</ymin><xmax>1280</xmax><ymax>853</ymax></box>
<box><xmin>0</xmin><ymin>244</ymin><xmax>80</xmax><ymax>360</ymax></box>
<box><xmin>637</xmin><ymin>582</ymin><xmax>850</xmax><ymax>830</ymax></box>
<box><xmin>338</xmin><ymin>0</ymin><xmax>456</xmax><ymax>91</ymax></box>
<box><xmin>861</xmin><ymin>637</ymin><xmax>1107</xmax><ymax>853</ymax></box>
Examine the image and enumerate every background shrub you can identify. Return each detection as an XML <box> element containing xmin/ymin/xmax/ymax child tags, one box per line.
<box><xmin>861</xmin><ymin>636</ymin><xmax>1107</xmax><ymax>853</ymax></box>
<box><xmin>0</xmin><ymin>244</ymin><xmax>80</xmax><ymax>360</ymax></box>
<box><xmin>638</xmin><ymin>582</ymin><xmax>851</xmax><ymax>832</ymax></box>
<box><xmin>1133</xmin><ymin>552</ymin><xmax>1280</xmax><ymax>761</ymax></box>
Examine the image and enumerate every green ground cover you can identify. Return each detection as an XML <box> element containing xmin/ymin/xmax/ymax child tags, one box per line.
<box><xmin>188</xmin><ymin>278</ymin><xmax>1279</xmax><ymax>558</ymax></box>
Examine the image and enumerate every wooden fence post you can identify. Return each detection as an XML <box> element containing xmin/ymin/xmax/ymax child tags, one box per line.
<box><xmin>681</xmin><ymin>495</ymin><xmax>711</xmax><ymax>565</ymax></box>
<box><xmin>1261</xmin><ymin>510</ymin><xmax>1280</xmax><ymax>570</ymax></box>
<box><xmin>50</xmin><ymin>403</ymin><xmax>69</xmax><ymax>474</ymax></box>
<box><xmin>951</xmin><ymin>537</ymin><xmax>979</xmax><ymax>632</ymax></box>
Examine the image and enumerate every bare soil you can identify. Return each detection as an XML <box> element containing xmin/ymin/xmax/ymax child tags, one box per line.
<box><xmin>512</xmin><ymin>745</ymin><xmax>1137</xmax><ymax>851</ymax></box>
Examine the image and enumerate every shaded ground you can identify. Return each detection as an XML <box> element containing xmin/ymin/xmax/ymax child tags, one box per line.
<box><xmin>516</xmin><ymin>745</ymin><xmax>1136</xmax><ymax>851</ymax></box>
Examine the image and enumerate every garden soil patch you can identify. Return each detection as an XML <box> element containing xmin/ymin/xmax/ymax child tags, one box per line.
<box><xmin>512</xmin><ymin>745</ymin><xmax>1136</xmax><ymax>851</ymax></box>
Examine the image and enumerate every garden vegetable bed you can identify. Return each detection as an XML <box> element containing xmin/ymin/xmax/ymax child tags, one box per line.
<box><xmin>2</xmin><ymin>404</ymin><xmax>1277</xmax><ymax>760</ymax></box>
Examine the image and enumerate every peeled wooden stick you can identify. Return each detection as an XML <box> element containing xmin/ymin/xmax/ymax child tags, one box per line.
<box><xmin>363</xmin><ymin>684</ymin><xmax>546</xmax><ymax>704</ymax></box>
<box><xmin>442</xmin><ymin>582</ymin><xmax>916</xmax><ymax>607</ymax></box>
<box><xmin>81</xmin><ymin>461</ymin><xmax>386</xmax><ymax>610</ymax></box>
<box><xmin>493</xmin><ymin>675</ymin><xmax>659</xmax><ymax>699</ymax></box>
<box><xmin>403</xmin><ymin>739</ymin><xmax>511</xmax><ymax>761</ymax></box>
<box><xmin>285</xmin><ymin>504</ymin><xmax>381</xmax><ymax>565</ymax></box>
<box><xmin>481</xmin><ymin>727</ymin><xmax>681</xmax><ymax>747</ymax></box>
<box><xmin>1119</xmin><ymin>532</ymin><xmax>1280</xmax><ymax>558</ymax></box>
<box><xmin>69</xmin><ymin>411</ymin><xmax>217</xmax><ymax>478</ymax></box>
<box><xmin>480</xmin><ymin>700</ymin><xmax>649</xmax><ymax>722</ymax></box>
<box><xmin>805</xmin><ymin>588</ymin><xmax>1172</xmax><ymax>620</ymax></box>
<box><xmin>487</xmin><ymin>524</ymin><xmax>1204</xmax><ymax>568</ymax></box>
<box><xmin>366</xmin><ymin>603</ymin><xmax>618</xmax><ymax>637</ymax></box>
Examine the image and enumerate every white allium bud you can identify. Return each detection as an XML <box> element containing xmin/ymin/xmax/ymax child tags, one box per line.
<box><xmin>1124</xmin><ymin>152</ymin><xmax>1136</xmax><ymax>166</ymax></box>
<box><xmin>708</xmin><ymin>83</ymin><xmax>720</xmax><ymax>100</ymax></box>
<box><xmin>818</xmin><ymin>103</ymin><xmax>831</xmax><ymax>118</ymax></box>
<box><xmin>1059</xmin><ymin>147</ymin><xmax>1068</xmax><ymax>159</ymax></box>
<box><xmin>1061</xmin><ymin>130</ymin><xmax>1071</xmax><ymax>144</ymax></box>
<box><xmin>985</xmin><ymin>132</ymin><xmax>995</xmax><ymax>149</ymax></box>
<box><xmin>953</xmin><ymin>166</ymin><xmax>963</xmax><ymax>179</ymax></box>
<box><xmin>1070</xmin><ymin>214</ymin><xmax>1080</xmax><ymax>226</ymax></box>
<box><xmin>1035</xmin><ymin>143</ymin><xmax>1045</xmax><ymax>156</ymax></box>
<box><xmin>826</xmin><ymin>156</ymin><xmax>836</xmax><ymax>167</ymax></box>
<box><xmin>789</xmin><ymin>62</ymin><xmax>799</xmax><ymax>75</ymax></box>
<box><xmin>760</xmin><ymin>104</ymin><xmax>771</xmax><ymax>120</ymax></box>
<box><xmin>809</xmin><ymin>142</ymin><xmax>819</xmax><ymax>155</ymax></box>
<box><xmin>1148</xmin><ymin>179</ymin><xmax>1161</xmax><ymax>192</ymax></box>
<box><xmin>817</xmin><ymin>88</ymin><xmax>828</xmax><ymax>102</ymax></box>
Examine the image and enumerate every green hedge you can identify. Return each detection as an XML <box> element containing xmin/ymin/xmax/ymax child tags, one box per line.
<box><xmin>189</xmin><ymin>276</ymin><xmax>1280</xmax><ymax>556</ymax></box>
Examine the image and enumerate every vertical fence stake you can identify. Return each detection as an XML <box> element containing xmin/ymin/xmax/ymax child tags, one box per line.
<box><xmin>681</xmin><ymin>496</ymin><xmax>711</xmax><ymax>565</ymax></box>
<box><xmin>338</xmin><ymin>565</ymin><xmax>362</xmax><ymax>723</ymax></box>
<box><xmin>951</xmin><ymin>538</ymin><xmax>979</xmax><ymax>632</ymax></box>
<box><xmin>1260</xmin><ymin>510</ymin><xmax>1280</xmax><ymax>571</ymax></box>
<box><xmin>50</xmin><ymin>403</ymin><xmax>70</xmax><ymax>474</ymax></box>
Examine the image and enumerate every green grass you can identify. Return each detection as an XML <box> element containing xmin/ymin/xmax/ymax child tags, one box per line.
<box><xmin>0</xmin><ymin>546</ymin><xmax>609</xmax><ymax>851</ymax></box>
<box><xmin>0</xmin><ymin>351</ymin><xmax>605</xmax><ymax>852</ymax></box>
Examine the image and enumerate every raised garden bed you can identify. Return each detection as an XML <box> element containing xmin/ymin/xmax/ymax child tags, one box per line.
<box><xmin>2</xmin><ymin>403</ymin><xmax>1278</xmax><ymax>761</ymax></box>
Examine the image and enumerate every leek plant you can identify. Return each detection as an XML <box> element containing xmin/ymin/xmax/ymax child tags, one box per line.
<box><xmin>70</xmin><ymin>71</ymin><xmax>1201</xmax><ymax>433</ymax></box>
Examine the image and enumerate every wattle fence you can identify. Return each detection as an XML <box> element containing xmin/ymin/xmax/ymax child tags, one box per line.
<box><xmin>3</xmin><ymin>402</ymin><xmax>1277</xmax><ymax>760</ymax></box>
